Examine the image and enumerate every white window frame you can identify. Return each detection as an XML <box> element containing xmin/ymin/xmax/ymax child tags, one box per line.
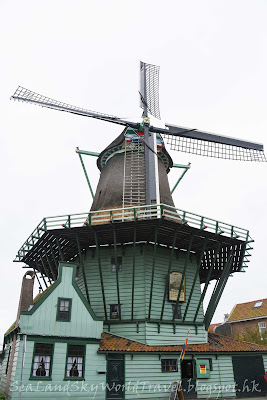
<box><xmin>258</xmin><ymin>321</ymin><xmax>266</xmax><ymax>334</ymax></box>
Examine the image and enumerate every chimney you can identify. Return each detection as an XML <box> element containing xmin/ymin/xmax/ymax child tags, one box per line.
<box><xmin>16</xmin><ymin>270</ymin><xmax>35</xmax><ymax>325</ymax></box>
<box><xmin>224</xmin><ymin>313</ymin><xmax>229</xmax><ymax>322</ymax></box>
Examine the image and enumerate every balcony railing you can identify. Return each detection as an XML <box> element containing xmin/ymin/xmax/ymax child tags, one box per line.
<box><xmin>14</xmin><ymin>203</ymin><xmax>252</xmax><ymax>263</ymax></box>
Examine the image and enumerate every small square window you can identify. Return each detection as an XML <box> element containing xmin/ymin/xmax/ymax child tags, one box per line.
<box><xmin>110</xmin><ymin>304</ymin><xmax>120</xmax><ymax>319</ymax></box>
<box><xmin>57</xmin><ymin>298</ymin><xmax>71</xmax><ymax>321</ymax></box>
<box><xmin>161</xmin><ymin>359</ymin><xmax>178</xmax><ymax>372</ymax></box>
<box><xmin>66</xmin><ymin>345</ymin><xmax>85</xmax><ymax>379</ymax></box>
<box><xmin>172</xmin><ymin>304</ymin><xmax>182</xmax><ymax>319</ymax></box>
<box><xmin>32</xmin><ymin>343</ymin><xmax>53</xmax><ymax>378</ymax></box>
<box><xmin>254</xmin><ymin>300</ymin><xmax>263</xmax><ymax>308</ymax></box>
<box><xmin>111</xmin><ymin>257</ymin><xmax>122</xmax><ymax>273</ymax></box>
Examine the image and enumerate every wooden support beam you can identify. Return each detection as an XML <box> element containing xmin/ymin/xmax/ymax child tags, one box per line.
<box><xmin>204</xmin><ymin>251</ymin><xmax>233</xmax><ymax>329</ymax></box>
<box><xmin>94</xmin><ymin>230</ymin><xmax>108</xmax><ymax>321</ymax></box>
<box><xmin>76</xmin><ymin>234</ymin><xmax>90</xmax><ymax>305</ymax></box>
<box><xmin>39</xmin><ymin>255</ymin><xmax>52</xmax><ymax>284</ymax></box>
<box><xmin>44</xmin><ymin>250</ymin><xmax>57</xmax><ymax>281</ymax></box>
<box><xmin>148</xmin><ymin>223</ymin><xmax>159</xmax><ymax>320</ymax></box>
<box><xmin>172</xmin><ymin>235</ymin><xmax>194</xmax><ymax>321</ymax></box>
<box><xmin>56</xmin><ymin>237</ymin><xmax>64</xmax><ymax>261</ymax></box>
<box><xmin>131</xmin><ymin>220</ymin><xmax>137</xmax><ymax>320</ymax></box>
<box><xmin>32</xmin><ymin>266</ymin><xmax>43</xmax><ymax>292</ymax></box>
<box><xmin>35</xmin><ymin>261</ymin><xmax>48</xmax><ymax>289</ymax></box>
<box><xmin>193</xmin><ymin>242</ymin><xmax>221</xmax><ymax>323</ymax></box>
<box><xmin>160</xmin><ymin>226</ymin><xmax>180</xmax><ymax>321</ymax></box>
<box><xmin>182</xmin><ymin>238</ymin><xmax>208</xmax><ymax>322</ymax></box>
<box><xmin>49</xmin><ymin>242</ymin><xmax>59</xmax><ymax>279</ymax></box>
<box><xmin>112</xmin><ymin>224</ymin><xmax>121</xmax><ymax>320</ymax></box>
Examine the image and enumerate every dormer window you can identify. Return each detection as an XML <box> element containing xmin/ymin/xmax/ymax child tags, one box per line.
<box><xmin>57</xmin><ymin>298</ymin><xmax>72</xmax><ymax>321</ymax></box>
<box><xmin>254</xmin><ymin>300</ymin><xmax>263</xmax><ymax>308</ymax></box>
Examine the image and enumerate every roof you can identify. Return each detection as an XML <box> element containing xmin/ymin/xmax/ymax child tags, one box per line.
<box><xmin>228</xmin><ymin>298</ymin><xmax>267</xmax><ymax>322</ymax></box>
<box><xmin>208</xmin><ymin>323</ymin><xmax>222</xmax><ymax>333</ymax></box>
<box><xmin>99</xmin><ymin>332</ymin><xmax>267</xmax><ymax>353</ymax></box>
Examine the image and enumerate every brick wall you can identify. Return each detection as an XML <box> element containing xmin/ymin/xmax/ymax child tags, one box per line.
<box><xmin>231</xmin><ymin>317</ymin><xmax>267</xmax><ymax>337</ymax></box>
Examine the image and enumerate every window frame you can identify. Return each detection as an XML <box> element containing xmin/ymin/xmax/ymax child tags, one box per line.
<box><xmin>56</xmin><ymin>297</ymin><xmax>72</xmax><ymax>322</ymax></box>
<box><xmin>258</xmin><ymin>321</ymin><xmax>266</xmax><ymax>334</ymax></box>
<box><xmin>64</xmin><ymin>344</ymin><xmax>86</xmax><ymax>380</ymax></box>
<box><xmin>161</xmin><ymin>358</ymin><xmax>178</xmax><ymax>373</ymax></box>
<box><xmin>172</xmin><ymin>304</ymin><xmax>182</xmax><ymax>319</ymax></box>
<box><xmin>111</xmin><ymin>256</ymin><xmax>122</xmax><ymax>273</ymax></box>
<box><xmin>169</xmin><ymin>271</ymin><xmax>185</xmax><ymax>302</ymax></box>
<box><xmin>110</xmin><ymin>304</ymin><xmax>120</xmax><ymax>319</ymax></box>
<box><xmin>30</xmin><ymin>342</ymin><xmax>54</xmax><ymax>380</ymax></box>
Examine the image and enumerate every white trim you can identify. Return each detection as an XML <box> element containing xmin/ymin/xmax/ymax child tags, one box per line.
<box><xmin>228</xmin><ymin>315</ymin><xmax>267</xmax><ymax>323</ymax></box>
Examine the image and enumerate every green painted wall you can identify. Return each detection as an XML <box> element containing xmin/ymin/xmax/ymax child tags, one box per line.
<box><xmin>195</xmin><ymin>355</ymin><xmax>236</xmax><ymax>398</ymax></box>
<box><xmin>10</xmin><ymin>339</ymin><xmax>107</xmax><ymax>400</ymax></box>
<box><xmin>124</xmin><ymin>354</ymin><xmax>236</xmax><ymax>399</ymax></box>
<box><xmin>76</xmin><ymin>243</ymin><xmax>206</xmax><ymax>345</ymax></box>
<box><xmin>20</xmin><ymin>264</ymin><xmax>103</xmax><ymax>339</ymax></box>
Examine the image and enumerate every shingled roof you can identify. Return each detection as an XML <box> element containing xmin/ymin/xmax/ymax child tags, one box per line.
<box><xmin>99</xmin><ymin>332</ymin><xmax>267</xmax><ymax>353</ymax></box>
<box><xmin>227</xmin><ymin>298</ymin><xmax>267</xmax><ymax>322</ymax></box>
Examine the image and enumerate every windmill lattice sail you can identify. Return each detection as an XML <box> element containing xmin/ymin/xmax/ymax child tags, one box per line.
<box><xmin>140</xmin><ymin>61</ymin><xmax>161</xmax><ymax>119</ymax></box>
<box><xmin>162</xmin><ymin>132</ymin><xmax>266</xmax><ymax>162</ymax></box>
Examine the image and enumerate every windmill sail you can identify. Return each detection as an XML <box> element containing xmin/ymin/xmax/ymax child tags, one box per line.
<box><xmin>11</xmin><ymin>86</ymin><xmax>137</xmax><ymax>128</ymax></box>
<box><xmin>140</xmin><ymin>61</ymin><xmax>161</xmax><ymax>119</ymax></box>
<box><xmin>162</xmin><ymin>124</ymin><xmax>266</xmax><ymax>162</ymax></box>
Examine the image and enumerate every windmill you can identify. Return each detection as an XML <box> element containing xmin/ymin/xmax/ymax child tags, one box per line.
<box><xmin>11</xmin><ymin>61</ymin><xmax>266</xmax><ymax>208</ymax></box>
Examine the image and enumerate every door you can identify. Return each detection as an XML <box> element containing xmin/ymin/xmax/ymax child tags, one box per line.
<box><xmin>107</xmin><ymin>355</ymin><xmax>124</xmax><ymax>400</ymax></box>
<box><xmin>232</xmin><ymin>355</ymin><xmax>267</xmax><ymax>397</ymax></box>
<box><xmin>181</xmin><ymin>359</ymin><xmax>197</xmax><ymax>398</ymax></box>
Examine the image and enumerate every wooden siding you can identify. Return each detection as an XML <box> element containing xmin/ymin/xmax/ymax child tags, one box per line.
<box><xmin>125</xmin><ymin>354</ymin><xmax>182</xmax><ymax>399</ymax></box>
<box><xmin>0</xmin><ymin>340</ymin><xmax>11</xmax><ymax>394</ymax></box>
<box><xmin>124</xmin><ymin>354</ymin><xmax>236</xmax><ymax>399</ymax></box>
<box><xmin>20</xmin><ymin>265</ymin><xmax>103</xmax><ymax>339</ymax></box>
<box><xmin>104</xmin><ymin>323</ymin><xmax>147</xmax><ymax>343</ymax></box>
<box><xmin>196</xmin><ymin>355</ymin><xmax>236</xmax><ymax>398</ymax></box>
<box><xmin>76</xmin><ymin>243</ymin><xmax>206</xmax><ymax>345</ymax></box>
<box><xmin>10</xmin><ymin>340</ymin><xmax>107</xmax><ymax>400</ymax></box>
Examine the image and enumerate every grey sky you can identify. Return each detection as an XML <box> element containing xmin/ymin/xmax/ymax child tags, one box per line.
<box><xmin>0</xmin><ymin>0</ymin><xmax>266</xmax><ymax>342</ymax></box>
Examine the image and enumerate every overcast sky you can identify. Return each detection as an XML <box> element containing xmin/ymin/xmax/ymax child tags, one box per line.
<box><xmin>0</xmin><ymin>0</ymin><xmax>266</xmax><ymax>343</ymax></box>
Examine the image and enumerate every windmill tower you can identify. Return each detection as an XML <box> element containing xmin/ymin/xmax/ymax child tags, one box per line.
<box><xmin>8</xmin><ymin>62</ymin><xmax>267</xmax><ymax>398</ymax></box>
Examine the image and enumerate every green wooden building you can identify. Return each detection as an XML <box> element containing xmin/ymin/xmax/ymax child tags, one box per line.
<box><xmin>1</xmin><ymin>128</ymin><xmax>267</xmax><ymax>400</ymax></box>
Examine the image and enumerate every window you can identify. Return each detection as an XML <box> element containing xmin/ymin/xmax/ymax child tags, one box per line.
<box><xmin>169</xmin><ymin>272</ymin><xmax>185</xmax><ymax>302</ymax></box>
<box><xmin>258</xmin><ymin>322</ymin><xmax>266</xmax><ymax>334</ymax></box>
<box><xmin>57</xmin><ymin>298</ymin><xmax>71</xmax><ymax>321</ymax></box>
<box><xmin>254</xmin><ymin>300</ymin><xmax>263</xmax><ymax>308</ymax></box>
<box><xmin>161</xmin><ymin>359</ymin><xmax>178</xmax><ymax>372</ymax></box>
<box><xmin>172</xmin><ymin>304</ymin><xmax>182</xmax><ymax>319</ymax></box>
<box><xmin>5</xmin><ymin>345</ymin><xmax>11</xmax><ymax>375</ymax></box>
<box><xmin>32</xmin><ymin>343</ymin><xmax>53</xmax><ymax>378</ymax></box>
<box><xmin>65</xmin><ymin>345</ymin><xmax>85</xmax><ymax>379</ymax></box>
<box><xmin>110</xmin><ymin>304</ymin><xmax>120</xmax><ymax>319</ymax></box>
<box><xmin>111</xmin><ymin>257</ymin><xmax>122</xmax><ymax>273</ymax></box>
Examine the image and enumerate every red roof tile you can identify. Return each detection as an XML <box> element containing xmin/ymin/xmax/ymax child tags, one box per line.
<box><xmin>99</xmin><ymin>332</ymin><xmax>267</xmax><ymax>353</ymax></box>
<box><xmin>208</xmin><ymin>323</ymin><xmax>221</xmax><ymax>333</ymax></box>
<box><xmin>228</xmin><ymin>298</ymin><xmax>267</xmax><ymax>322</ymax></box>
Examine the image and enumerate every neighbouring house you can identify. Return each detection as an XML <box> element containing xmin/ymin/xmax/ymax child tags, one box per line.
<box><xmin>215</xmin><ymin>299</ymin><xmax>267</xmax><ymax>338</ymax></box>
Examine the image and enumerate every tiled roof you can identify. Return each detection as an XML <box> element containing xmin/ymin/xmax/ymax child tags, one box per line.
<box><xmin>99</xmin><ymin>332</ymin><xmax>267</xmax><ymax>353</ymax></box>
<box><xmin>228</xmin><ymin>298</ymin><xmax>267</xmax><ymax>322</ymax></box>
<box><xmin>208</xmin><ymin>323</ymin><xmax>221</xmax><ymax>333</ymax></box>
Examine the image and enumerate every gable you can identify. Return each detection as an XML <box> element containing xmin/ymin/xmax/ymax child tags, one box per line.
<box><xmin>20</xmin><ymin>262</ymin><xmax>103</xmax><ymax>339</ymax></box>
